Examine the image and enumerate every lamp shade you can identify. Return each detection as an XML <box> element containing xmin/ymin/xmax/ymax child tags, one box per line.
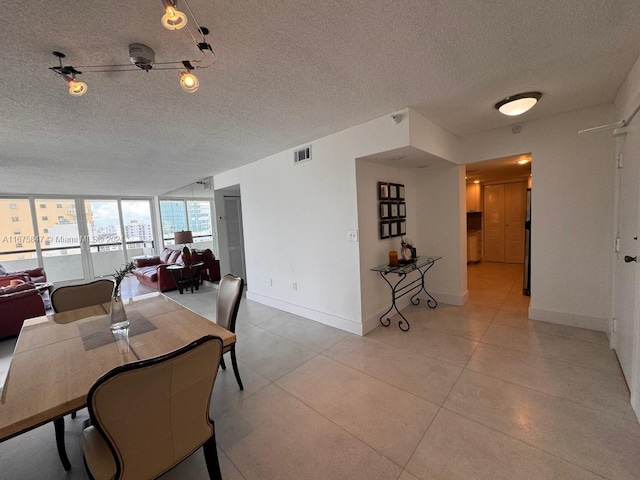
<box><xmin>174</xmin><ymin>230</ymin><xmax>193</xmax><ymax>245</ymax></box>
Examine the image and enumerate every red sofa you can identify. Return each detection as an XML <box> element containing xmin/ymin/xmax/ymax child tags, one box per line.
<box><xmin>133</xmin><ymin>248</ymin><xmax>221</xmax><ymax>292</ymax></box>
<box><xmin>0</xmin><ymin>265</ymin><xmax>47</xmax><ymax>284</ymax></box>
<box><xmin>0</xmin><ymin>283</ymin><xmax>46</xmax><ymax>338</ymax></box>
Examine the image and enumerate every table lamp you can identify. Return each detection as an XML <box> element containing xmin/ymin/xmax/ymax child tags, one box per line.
<box><xmin>174</xmin><ymin>230</ymin><xmax>193</xmax><ymax>265</ymax></box>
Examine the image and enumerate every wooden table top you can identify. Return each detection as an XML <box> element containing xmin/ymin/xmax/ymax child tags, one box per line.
<box><xmin>0</xmin><ymin>292</ymin><xmax>235</xmax><ymax>442</ymax></box>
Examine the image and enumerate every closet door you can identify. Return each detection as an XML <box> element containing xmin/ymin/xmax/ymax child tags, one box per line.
<box><xmin>483</xmin><ymin>185</ymin><xmax>505</xmax><ymax>262</ymax></box>
<box><xmin>504</xmin><ymin>182</ymin><xmax>526</xmax><ymax>263</ymax></box>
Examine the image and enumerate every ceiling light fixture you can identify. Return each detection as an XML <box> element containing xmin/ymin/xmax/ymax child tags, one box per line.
<box><xmin>161</xmin><ymin>0</ymin><xmax>188</xmax><ymax>30</ymax></box>
<box><xmin>495</xmin><ymin>92</ymin><xmax>542</xmax><ymax>116</ymax></box>
<box><xmin>180</xmin><ymin>71</ymin><xmax>199</xmax><ymax>93</ymax></box>
<box><xmin>49</xmin><ymin>0</ymin><xmax>215</xmax><ymax>96</ymax></box>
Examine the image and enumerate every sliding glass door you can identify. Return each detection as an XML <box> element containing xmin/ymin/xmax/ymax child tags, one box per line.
<box><xmin>35</xmin><ymin>198</ymin><xmax>84</xmax><ymax>282</ymax></box>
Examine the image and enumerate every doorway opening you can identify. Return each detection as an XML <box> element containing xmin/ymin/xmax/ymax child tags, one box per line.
<box><xmin>214</xmin><ymin>185</ymin><xmax>247</xmax><ymax>284</ymax></box>
<box><xmin>465</xmin><ymin>154</ymin><xmax>532</xmax><ymax>304</ymax></box>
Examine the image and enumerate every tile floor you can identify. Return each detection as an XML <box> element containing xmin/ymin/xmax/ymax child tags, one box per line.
<box><xmin>1</xmin><ymin>262</ymin><xmax>639</xmax><ymax>479</ymax></box>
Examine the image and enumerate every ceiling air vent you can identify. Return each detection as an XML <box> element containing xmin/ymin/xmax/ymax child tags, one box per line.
<box><xmin>294</xmin><ymin>145</ymin><xmax>312</xmax><ymax>164</ymax></box>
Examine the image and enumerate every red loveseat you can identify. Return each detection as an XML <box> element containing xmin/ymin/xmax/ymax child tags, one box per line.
<box><xmin>191</xmin><ymin>249</ymin><xmax>221</xmax><ymax>282</ymax></box>
<box><xmin>133</xmin><ymin>248</ymin><xmax>184</xmax><ymax>292</ymax></box>
<box><xmin>133</xmin><ymin>248</ymin><xmax>222</xmax><ymax>292</ymax></box>
<box><xmin>0</xmin><ymin>283</ymin><xmax>46</xmax><ymax>338</ymax></box>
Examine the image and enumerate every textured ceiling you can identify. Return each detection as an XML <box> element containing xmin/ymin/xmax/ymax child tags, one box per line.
<box><xmin>1</xmin><ymin>0</ymin><xmax>639</xmax><ymax>196</ymax></box>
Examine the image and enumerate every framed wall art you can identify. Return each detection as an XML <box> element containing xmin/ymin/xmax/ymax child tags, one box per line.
<box><xmin>380</xmin><ymin>221</ymin><xmax>390</xmax><ymax>239</ymax></box>
<box><xmin>378</xmin><ymin>182</ymin><xmax>389</xmax><ymax>200</ymax></box>
<box><xmin>378</xmin><ymin>181</ymin><xmax>406</xmax><ymax>238</ymax></box>
<box><xmin>398</xmin><ymin>202</ymin><xmax>406</xmax><ymax>218</ymax></box>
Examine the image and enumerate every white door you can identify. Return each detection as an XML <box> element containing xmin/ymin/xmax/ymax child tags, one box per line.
<box><xmin>484</xmin><ymin>184</ymin><xmax>505</xmax><ymax>262</ymax></box>
<box><xmin>224</xmin><ymin>197</ymin><xmax>246</xmax><ymax>281</ymax></box>
<box><xmin>504</xmin><ymin>182</ymin><xmax>526</xmax><ymax>263</ymax></box>
<box><xmin>613</xmin><ymin>125</ymin><xmax>640</xmax><ymax>411</ymax></box>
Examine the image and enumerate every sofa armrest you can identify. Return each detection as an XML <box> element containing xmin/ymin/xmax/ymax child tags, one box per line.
<box><xmin>135</xmin><ymin>257</ymin><xmax>161</xmax><ymax>268</ymax></box>
<box><xmin>156</xmin><ymin>264</ymin><xmax>178</xmax><ymax>292</ymax></box>
<box><xmin>23</xmin><ymin>267</ymin><xmax>46</xmax><ymax>282</ymax></box>
<box><xmin>0</xmin><ymin>274</ymin><xmax>30</xmax><ymax>287</ymax></box>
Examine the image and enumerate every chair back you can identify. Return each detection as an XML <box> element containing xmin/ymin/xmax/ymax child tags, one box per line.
<box><xmin>51</xmin><ymin>279</ymin><xmax>114</xmax><ymax>314</ymax></box>
<box><xmin>86</xmin><ymin>335</ymin><xmax>223</xmax><ymax>480</ymax></box>
<box><xmin>216</xmin><ymin>275</ymin><xmax>244</xmax><ymax>332</ymax></box>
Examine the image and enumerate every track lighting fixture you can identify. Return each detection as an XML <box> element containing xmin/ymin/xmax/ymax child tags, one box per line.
<box><xmin>180</xmin><ymin>71</ymin><xmax>199</xmax><ymax>93</ymax></box>
<box><xmin>49</xmin><ymin>0</ymin><xmax>215</xmax><ymax>96</ymax></box>
<box><xmin>161</xmin><ymin>0</ymin><xmax>188</xmax><ymax>30</ymax></box>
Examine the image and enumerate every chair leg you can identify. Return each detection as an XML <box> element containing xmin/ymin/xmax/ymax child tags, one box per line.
<box><xmin>230</xmin><ymin>347</ymin><xmax>244</xmax><ymax>390</ymax></box>
<box><xmin>202</xmin><ymin>433</ymin><xmax>222</xmax><ymax>480</ymax></box>
<box><xmin>220</xmin><ymin>356</ymin><xmax>226</xmax><ymax>370</ymax></box>
<box><xmin>53</xmin><ymin>417</ymin><xmax>72</xmax><ymax>471</ymax></box>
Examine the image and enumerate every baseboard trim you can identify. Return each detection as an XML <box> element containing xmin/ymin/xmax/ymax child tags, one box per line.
<box><xmin>528</xmin><ymin>308</ymin><xmax>608</xmax><ymax>332</ymax></box>
<box><xmin>246</xmin><ymin>291</ymin><xmax>364</xmax><ymax>335</ymax></box>
<box><xmin>432</xmin><ymin>290</ymin><xmax>467</xmax><ymax>306</ymax></box>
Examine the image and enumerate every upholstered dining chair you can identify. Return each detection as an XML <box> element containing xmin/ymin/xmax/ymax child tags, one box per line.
<box><xmin>81</xmin><ymin>335</ymin><xmax>224</xmax><ymax>480</ymax></box>
<box><xmin>216</xmin><ymin>274</ymin><xmax>245</xmax><ymax>390</ymax></box>
<box><xmin>49</xmin><ymin>278</ymin><xmax>115</xmax><ymax>471</ymax></box>
<box><xmin>51</xmin><ymin>279</ymin><xmax>114</xmax><ymax>315</ymax></box>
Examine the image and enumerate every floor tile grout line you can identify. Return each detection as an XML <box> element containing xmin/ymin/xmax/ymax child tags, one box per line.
<box><xmin>437</xmin><ymin>405</ymin><xmax>612</xmax><ymax>480</ymax></box>
<box><xmin>268</xmin><ymin>382</ymin><xmax>411</xmax><ymax>471</ymax></box>
<box><xmin>317</xmin><ymin>345</ymin><xmax>451</xmax><ymax>408</ymax></box>
<box><xmin>476</xmin><ymin>336</ymin><xmax>624</xmax><ymax>378</ymax></box>
<box><xmin>488</xmin><ymin>314</ymin><xmax>611</xmax><ymax>347</ymax></box>
<box><xmin>461</xmin><ymin>365</ymin><xmax>638</xmax><ymax>424</ymax></box>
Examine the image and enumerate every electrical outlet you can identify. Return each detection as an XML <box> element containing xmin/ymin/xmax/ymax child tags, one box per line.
<box><xmin>293</xmin><ymin>282</ymin><xmax>297</xmax><ymax>291</ymax></box>
<box><xmin>348</xmin><ymin>230</ymin><xmax>358</xmax><ymax>242</ymax></box>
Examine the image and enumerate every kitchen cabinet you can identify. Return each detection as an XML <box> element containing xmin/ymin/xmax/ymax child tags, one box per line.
<box><xmin>466</xmin><ymin>183</ymin><xmax>481</xmax><ymax>212</ymax></box>
<box><xmin>467</xmin><ymin>231</ymin><xmax>482</xmax><ymax>263</ymax></box>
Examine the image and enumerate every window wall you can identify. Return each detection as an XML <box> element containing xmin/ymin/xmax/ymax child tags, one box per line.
<box><xmin>0</xmin><ymin>198</ymin><xmax>38</xmax><ymax>273</ymax></box>
<box><xmin>160</xmin><ymin>199</ymin><xmax>214</xmax><ymax>251</ymax></box>
<box><xmin>0</xmin><ymin>196</ymin><xmax>155</xmax><ymax>284</ymax></box>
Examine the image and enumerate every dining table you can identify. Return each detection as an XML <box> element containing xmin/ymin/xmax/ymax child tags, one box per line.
<box><xmin>0</xmin><ymin>292</ymin><xmax>235</xmax><ymax>471</ymax></box>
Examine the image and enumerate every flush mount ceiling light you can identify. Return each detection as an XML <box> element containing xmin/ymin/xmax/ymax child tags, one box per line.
<box><xmin>49</xmin><ymin>0</ymin><xmax>215</xmax><ymax>96</ymax></box>
<box><xmin>495</xmin><ymin>92</ymin><xmax>542</xmax><ymax>116</ymax></box>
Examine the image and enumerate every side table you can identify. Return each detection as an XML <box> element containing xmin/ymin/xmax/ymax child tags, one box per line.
<box><xmin>166</xmin><ymin>262</ymin><xmax>204</xmax><ymax>294</ymax></box>
<box><xmin>371</xmin><ymin>256</ymin><xmax>441</xmax><ymax>331</ymax></box>
<box><xmin>34</xmin><ymin>282</ymin><xmax>54</xmax><ymax>309</ymax></box>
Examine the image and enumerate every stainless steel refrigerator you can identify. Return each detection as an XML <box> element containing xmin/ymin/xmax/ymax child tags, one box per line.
<box><xmin>523</xmin><ymin>188</ymin><xmax>531</xmax><ymax>296</ymax></box>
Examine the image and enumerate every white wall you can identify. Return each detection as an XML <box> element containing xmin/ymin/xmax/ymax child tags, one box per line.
<box><xmin>213</xmin><ymin>112</ymin><xmax>410</xmax><ymax>334</ymax></box>
<box><xmin>459</xmin><ymin>105</ymin><xmax>616</xmax><ymax>330</ymax></box>
<box><xmin>355</xmin><ymin>161</ymin><xmax>418</xmax><ymax>333</ymax></box>
<box><xmin>415</xmin><ymin>164</ymin><xmax>468</xmax><ymax>305</ymax></box>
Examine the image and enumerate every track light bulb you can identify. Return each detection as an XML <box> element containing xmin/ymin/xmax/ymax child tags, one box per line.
<box><xmin>67</xmin><ymin>79</ymin><xmax>87</xmax><ymax>96</ymax></box>
<box><xmin>162</xmin><ymin>2</ymin><xmax>188</xmax><ymax>30</ymax></box>
<box><xmin>180</xmin><ymin>71</ymin><xmax>199</xmax><ymax>93</ymax></box>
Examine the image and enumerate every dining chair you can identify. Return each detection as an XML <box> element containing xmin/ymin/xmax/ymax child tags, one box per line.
<box><xmin>49</xmin><ymin>278</ymin><xmax>115</xmax><ymax>471</ymax></box>
<box><xmin>81</xmin><ymin>335</ymin><xmax>224</xmax><ymax>480</ymax></box>
<box><xmin>216</xmin><ymin>274</ymin><xmax>245</xmax><ymax>390</ymax></box>
<box><xmin>51</xmin><ymin>279</ymin><xmax>114</xmax><ymax>315</ymax></box>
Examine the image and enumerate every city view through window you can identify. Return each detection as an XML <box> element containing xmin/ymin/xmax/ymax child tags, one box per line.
<box><xmin>0</xmin><ymin>197</ymin><xmax>213</xmax><ymax>282</ymax></box>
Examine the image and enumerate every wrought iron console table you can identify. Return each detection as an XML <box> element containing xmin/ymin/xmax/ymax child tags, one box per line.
<box><xmin>371</xmin><ymin>256</ymin><xmax>441</xmax><ymax>331</ymax></box>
